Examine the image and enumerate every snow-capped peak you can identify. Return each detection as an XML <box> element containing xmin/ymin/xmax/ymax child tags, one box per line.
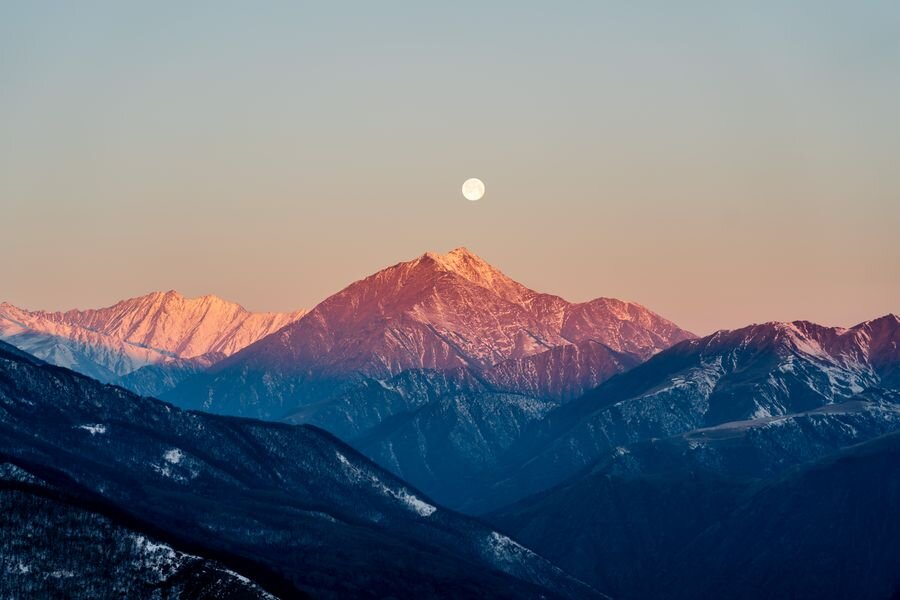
<box><xmin>417</xmin><ymin>247</ymin><xmax>537</xmax><ymax>305</ymax></box>
<box><xmin>212</xmin><ymin>248</ymin><xmax>694</xmax><ymax>384</ymax></box>
<box><xmin>39</xmin><ymin>291</ymin><xmax>307</xmax><ymax>360</ymax></box>
<box><xmin>0</xmin><ymin>292</ymin><xmax>307</xmax><ymax>379</ymax></box>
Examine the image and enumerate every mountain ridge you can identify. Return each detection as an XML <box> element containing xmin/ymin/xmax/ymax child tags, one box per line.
<box><xmin>489</xmin><ymin>425</ymin><xmax>900</xmax><ymax>599</ymax></box>
<box><xmin>476</xmin><ymin>313</ymin><xmax>900</xmax><ymax>511</ymax></box>
<box><xmin>0</xmin><ymin>341</ymin><xmax>604</xmax><ymax>599</ymax></box>
<box><xmin>30</xmin><ymin>290</ymin><xmax>307</xmax><ymax>359</ymax></box>
<box><xmin>0</xmin><ymin>292</ymin><xmax>306</xmax><ymax>388</ymax></box>
<box><xmin>168</xmin><ymin>248</ymin><xmax>693</xmax><ymax>421</ymax></box>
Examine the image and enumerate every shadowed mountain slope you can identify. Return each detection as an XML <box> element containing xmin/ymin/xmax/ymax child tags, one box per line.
<box><xmin>0</xmin><ymin>341</ymin><xmax>601</xmax><ymax>599</ymax></box>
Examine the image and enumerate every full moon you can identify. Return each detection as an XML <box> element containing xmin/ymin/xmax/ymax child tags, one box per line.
<box><xmin>462</xmin><ymin>178</ymin><xmax>485</xmax><ymax>201</ymax></box>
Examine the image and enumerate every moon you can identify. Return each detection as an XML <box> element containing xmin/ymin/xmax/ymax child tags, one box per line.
<box><xmin>462</xmin><ymin>178</ymin><xmax>485</xmax><ymax>201</ymax></box>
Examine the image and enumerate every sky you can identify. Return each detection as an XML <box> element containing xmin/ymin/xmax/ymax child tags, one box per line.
<box><xmin>1</xmin><ymin>2</ymin><xmax>898</xmax><ymax>334</ymax></box>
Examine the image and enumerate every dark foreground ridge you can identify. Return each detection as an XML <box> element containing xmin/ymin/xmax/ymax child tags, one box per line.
<box><xmin>0</xmin><ymin>341</ymin><xmax>602</xmax><ymax>600</ymax></box>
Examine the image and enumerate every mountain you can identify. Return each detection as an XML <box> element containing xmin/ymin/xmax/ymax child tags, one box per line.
<box><xmin>1</xmin><ymin>463</ymin><xmax>276</xmax><ymax>600</ymax></box>
<box><xmin>488</xmin><ymin>388</ymin><xmax>900</xmax><ymax>597</ymax></box>
<box><xmin>354</xmin><ymin>384</ymin><xmax>900</xmax><ymax>514</ymax></box>
<box><xmin>354</xmin><ymin>391</ymin><xmax>558</xmax><ymax>510</ymax></box>
<box><xmin>0</xmin><ymin>341</ymin><xmax>602</xmax><ymax>599</ymax></box>
<box><xmin>282</xmin><ymin>342</ymin><xmax>641</xmax><ymax>446</ymax></box>
<box><xmin>491</xmin><ymin>462</ymin><xmax>745</xmax><ymax>599</ymax></box>
<box><xmin>167</xmin><ymin>247</ymin><xmax>692</xmax><ymax>422</ymax></box>
<box><xmin>115</xmin><ymin>353</ymin><xmax>225</xmax><ymax>398</ymax></box>
<box><xmin>480</xmin><ymin>315</ymin><xmax>900</xmax><ymax>510</ymax></box>
<box><xmin>665</xmin><ymin>429</ymin><xmax>900</xmax><ymax>599</ymax></box>
<box><xmin>493</xmin><ymin>427</ymin><xmax>900</xmax><ymax>600</ymax></box>
<box><xmin>0</xmin><ymin>292</ymin><xmax>305</xmax><ymax>391</ymax></box>
<box><xmin>483</xmin><ymin>340</ymin><xmax>642</xmax><ymax>402</ymax></box>
<box><xmin>284</xmin><ymin>367</ymin><xmax>488</xmax><ymax>440</ymax></box>
<box><xmin>597</xmin><ymin>387</ymin><xmax>900</xmax><ymax>482</ymax></box>
<box><xmin>0</xmin><ymin>302</ymin><xmax>169</xmax><ymax>382</ymax></box>
<box><xmin>287</xmin><ymin>359</ymin><xmax>638</xmax><ymax>511</ymax></box>
<box><xmin>163</xmin><ymin>248</ymin><xmax>691</xmax><ymax>512</ymax></box>
<box><xmin>43</xmin><ymin>291</ymin><xmax>306</xmax><ymax>360</ymax></box>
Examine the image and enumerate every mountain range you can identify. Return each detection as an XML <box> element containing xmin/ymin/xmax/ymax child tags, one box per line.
<box><xmin>0</xmin><ymin>291</ymin><xmax>305</xmax><ymax>393</ymax></box>
<box><xmin>489</xmin><ymin>409</ymin><xmax>900</xmax><ymax>599</ymax></box>
<box><xmin>165</xmin><ymin>248</ymin><xmax>691</xmax><ymax>422</ymax></box>
<box><xmin>479</xmin><ymin>315</ymin><xmax>900</xmax><ymax>510</ymax></box>
<box><xmin>0</xmin><ymin>340</ymin><xmax>601</xmax><ymax>599</ymax></box>
<box><xmin>2</xmin><ymin>247</ymin><xmax>899</xmax><ymax>598</ymax></box>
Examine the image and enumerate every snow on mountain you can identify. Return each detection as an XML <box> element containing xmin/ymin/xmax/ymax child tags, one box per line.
<box><xmin>0</xmin><ymin>342</ymin><xmax>602</xmax><ymax>599</ymax></box>
<box><xmin>560</xmin><ymin>297</ymin><xmax>696</xmax><ymax>360</ymax></box>
<box><xmin>232</xmin><ymin>247</ymin><xmax>691</xmax><ymax>375</ymax></box>
<box><xmin>0</xmin><ymin>463</ymin><xmax>278</xmax><ymax>599</ymax></box>
<box><xmin>0</xmin><ymin>293</ymin><xmax>305</xmax><ymax>386</ymax></box>
<box><xmin>481</xmin><ymin>314</ymin><xmax>900</xmax><ymax>511</ymax></box>
<box><xmin>169</xmin><ymin>248</ymin><xmax>693</xmax><ymax>419</ymax></box>
<box><xmin>0</xmin><ymin>302</ymin><xmax>168</xmax><ymax>382</ymax></box>
<box><xmin>484</xmin><ymin>340</ymin><xmax>643</xmax><ymax>401</ymax></box>
<box><xmin>41</xmin><ymin>290</ymin><xmax>306</xmax><ymax>359</ymax></box>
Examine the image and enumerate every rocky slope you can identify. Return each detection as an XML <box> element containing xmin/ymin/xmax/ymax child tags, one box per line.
<box><xmin>0</xmin><ymin>292</ymin><xmax>305</xmax><ymax>390</ymax></box>
<box><xmin>115</xmin><ymin>353</ymin><xmax>225</xmax><ymax>398</ymax></box>
<box><xmin>354</xmin><ymin>392</ymin><xmax>557</xmax><ymax>510</ymax></box>
<box><xmin>482</xmin><ymin>315</ymin><xmax>900</xmax><ymax>510</ymax></box>
<box><xmin>0</xmin><ymin>302</ymin><xmax>169</xmax><ymax>382</ymax></box>
<box><xmin>0</xmin><ymin>341</ymin><xmax>601</xmax><ymax>599</ymax></box>
<box><xmin>43</xmin><ymin>291</ymin><xmax>306</xmax><ymax>359</ymax></box>
<box><xmin>168</xmin><ymin>248</ymin><xmax>692</xmax><ymax>421</ymax></box>
<box><xmin>492</xmin><ymin>426</ymin><xmax>900</xmax><ymax>599</ymax></box>
<box><xmin>0</xmin><ymin>463</ymin><xmax>276</xmax><ymax>600</ymax></box>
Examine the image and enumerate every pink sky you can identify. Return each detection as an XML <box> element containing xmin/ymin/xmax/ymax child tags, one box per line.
<box><xmin>2</xmin><ymin>3</ymin><xmax>898</xmax><ymax>334</ymax></box>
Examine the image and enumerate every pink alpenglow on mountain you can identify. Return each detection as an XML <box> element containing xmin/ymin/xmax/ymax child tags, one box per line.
<box><xmin>222</xmin><ymin>248</ymin><xmax>694</xmax><ymax>379</ymax></box>
<box><xmin>0</xmin><ymin>292</ymin><xmax>306</xmax><ymax>383</ymax></box>
<box><xmin>42</xmin><ymin>290</ymin><xmax>306</xmax><ymax>359</ymax></box>
<box><xmin>0</xmin><ymin>302</ymin><xmax>172</xmax><ymax>382</ymax></box>
<box><xmin>160</xmin><ymin>247</ymin><xmax>693</xmax><ymax>423</ymax></box>
<box><xmin>165</xmin><ymin>248</ymin><xmax>695</xmax><ymax>423</ymax></box>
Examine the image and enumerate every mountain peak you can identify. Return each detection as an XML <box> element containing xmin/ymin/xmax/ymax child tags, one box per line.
<box><xmin>210</xmin><ymin>248</ymin><xmax>694</xmax><ymax>387</ymax></box>
<box><xmin>143</xmin><ymin>289</ymin><xmax>223</xmax><ymax>306</ymax></box>
<box><xmin>1</xmin><ymin>291</ymin><xmax>306</xmax><ymax>372</ymax></box>
<box><xmin>415</xmin><ymin>247</ymin><xmax>536</xmax><ymax>305</ymax></box>
<box><xmin>421</xmin><ymin>246</ymin><xmax>485</xmax><ymax>269</ymax></box>
<box><xmin>858</xmin><ymin>313</ymin><xmax>900</xmax><ymax>328</ymax></box>
<box><xmin>444</xmin><ymin>246</ymin><xmax>479</xmax><ymax>260</ymax></box>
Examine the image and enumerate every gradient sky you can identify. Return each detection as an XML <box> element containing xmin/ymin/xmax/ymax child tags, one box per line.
<box><xmin>2</xmin><ymin>2</ymin><xmax>898</xmax><ymax>334</ymax></box>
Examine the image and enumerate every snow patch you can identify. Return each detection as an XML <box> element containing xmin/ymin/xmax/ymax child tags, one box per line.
<box><xmin>133</xmin><ymin>535</ymin><xmax>178</xmax><ymax>562</ymax></box>
<box><xmin>486</xmin><ymin>531</ymin><xmax>538</xmax><ymax>564</ymax></box>
<box><xmin>130</xmin><ymin>534</ymin><xmax>276</xmax><ymax>598</ymax></box>
<box><xmin>335</xmin><ymin>451</ymin><xmax>437</xmax><ymax>517</ymax></box>
<box><xmin>48</xmin><ymin>570</ymin><xmax>75</xmax><ymax>578</ymax></box>
<box><xmin>9</xmin><ymin>562</ymin><xmax>30</xmax><ymax>575</ymax></box>
<box><xmin>77</xmin><ymin>424</ymin><xmax>106</xmax><ymax>435</ymax></box>
<box><xmin>394</xmin><ymin>488</ymin><xmax>437</xmax><ymax>517</ymax></box>
<box><xmin>163</xmin><ymin>448</ymin><xmax>184</xmax><ymax>464</ymax></box>
<box><xmin>749</xmin><ymin>405</ymin><xmax>773</xmax><ymax>420</ymax></box>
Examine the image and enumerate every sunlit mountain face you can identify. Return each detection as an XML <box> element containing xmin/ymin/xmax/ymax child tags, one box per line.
<box><xmin>0</xmin><ymin>292</ymin><xmax>306</xmax><ymax>394</ymax></box>
<box><xmin>164</xmin><ymin>248</ymin><xmax>692</xmax><ymax>418</ymax></box>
